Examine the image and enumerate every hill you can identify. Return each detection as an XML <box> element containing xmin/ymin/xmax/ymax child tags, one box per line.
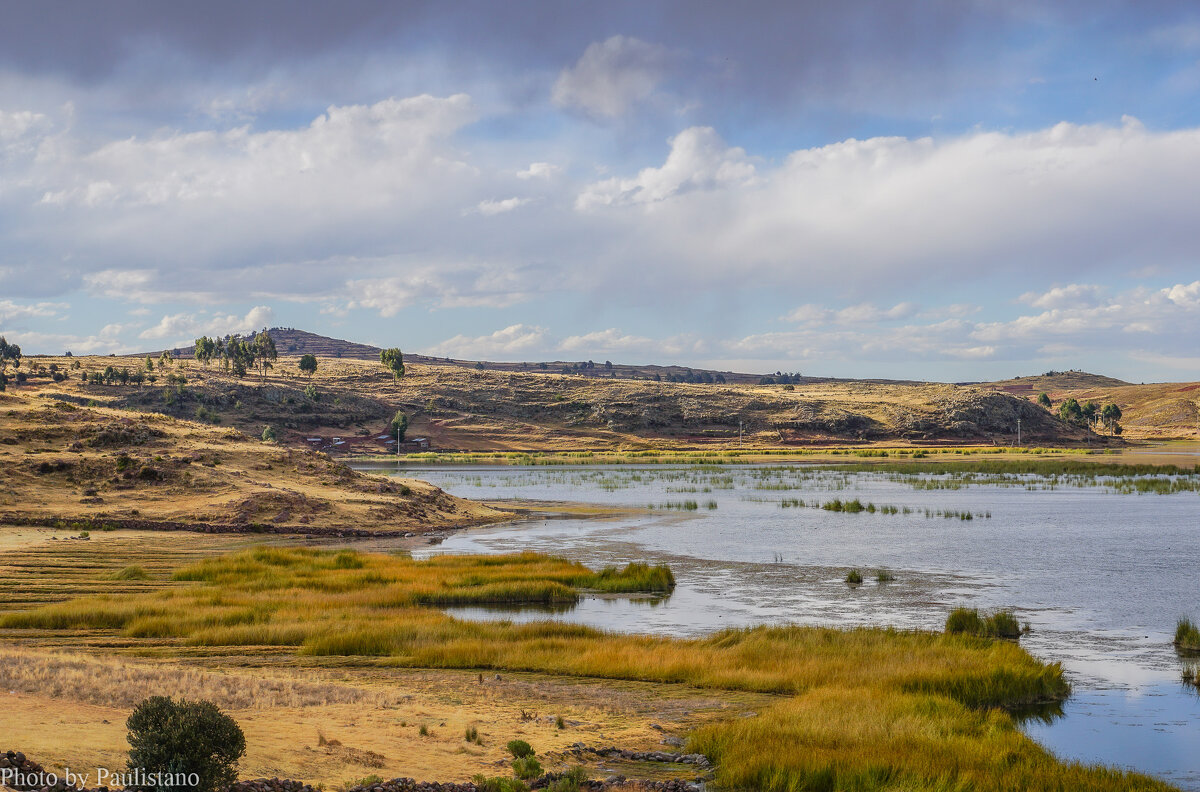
<box><xmin>158</xmin><ymin>327</ymin><xmax>902</xmax><ymax>386</ymax></box>
<box><xmin>982</xmin><ymin>372</ymin><xmax>1199</xmax><ymax>440</ymax></box>
<box><xmin>0</xmin><ymin>387</ymin><xmax>505</xmax><ymax>535</ymax></box>
<box><xmin>13</xmin><ymin>353</ymin><xmax>1104</xmax><ymax>451</ymax></box>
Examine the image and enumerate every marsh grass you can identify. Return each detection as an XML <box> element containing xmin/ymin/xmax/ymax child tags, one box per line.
<box><xmin>946</xmin><ymin>608</ymin><xmax>1022</xmax><ymax>640</ymax></box>
<box><xmin>1175</xmin><ymin>618</ymin><xmax>1200</xmax><ymax>653</ymax></box>
<box><xmin>4</xmin><ymin>547</ymin><xmax>1166</xmax><ymax>792</ymax></box>
<box><xmin>845</xmin><ymin>570</ymin><xmax>863</xmax><ymax>585</ymax></box>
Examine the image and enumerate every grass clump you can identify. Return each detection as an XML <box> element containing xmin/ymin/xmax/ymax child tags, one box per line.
<box><xmin>945</xmin><ymin>608</ymin><xmax>1022</xmax><ymax>639</ymax></box>
<box><xmin>464</xmin><ymin>725</ymin><xmax>480</xmax><ymax>744</ymax></box>
<box><xmin>875</xmin><ymin>569</ymin><xmax>895</xmax><ymax>583</ymax></box>
<box><xmin>845</xmin><ymin>569</ymin><xmax>863</xmax><ymax>585</ymax></box>
<box><xmin>1175</xmin><ymin>618</ymin><xmax>1200</xmax><ymax>653</ymax></box>
<box><xmin>108</xmin><ymin>564</ymin><xmax>150</xmax><ymax>581</ymax></box>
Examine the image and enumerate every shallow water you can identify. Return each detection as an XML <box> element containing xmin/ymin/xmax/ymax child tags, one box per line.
<box><xmin>375</xmin><ymin>463</ymin><xmax>1200</xmax><ymax>789</ymax></box>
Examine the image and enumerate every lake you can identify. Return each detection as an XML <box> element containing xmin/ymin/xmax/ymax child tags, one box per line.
<box><xmin>370</xmin><ymin>462</ymin><xmax>1200</xmax><ymax>790</ymax></box>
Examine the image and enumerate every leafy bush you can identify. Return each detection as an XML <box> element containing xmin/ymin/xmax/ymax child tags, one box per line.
<box><xmin>472</xmin><ymin>776</ymin><xmax>528</xmax><ymax>792</ymax></box>
<box><xmin>511</xmin><ymin>755</ymin><xmax>543</xmax><ymax>781</ymax></box>
<box><xmin>261</xmin><ymin>425</ymin><xmax>277</xmax><ymax>442</ymax></box>
<box><xmin>506</xmin><ymin>739</ymin><xmax>534</xmax><ymax>758</ymax></box>
<box><xmin>545</xmin><ymin>767</ymin><xmax>587</xmax><ymax>792</ymax></box>
<box><xmin>126</xmin><ymin>696</ymin><xmax>245</xmax><ymax>792</ymax></box>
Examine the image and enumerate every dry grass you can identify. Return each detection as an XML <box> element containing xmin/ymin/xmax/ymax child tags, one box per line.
<box><xmin>0</xmin><ymin>649</ymin><xmax>404</xmax><ymax>710</ymax></box>
<box><xmin>0</xmin><ymin>389</ymin><xmax>506</xmax><ymax>533</ymax></box>
<box><xmin>9</xmin><ymin>352</ymin><xmax>1099</xmax><ymax>454</ymax></box>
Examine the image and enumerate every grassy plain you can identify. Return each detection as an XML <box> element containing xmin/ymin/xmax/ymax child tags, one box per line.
<box><xmin>0</xmin><ymin>541</ymin><xmax>1176</xmax><ymax>792</ymax></box>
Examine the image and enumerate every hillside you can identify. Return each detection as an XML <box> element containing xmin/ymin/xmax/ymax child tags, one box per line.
<box><xmin>0</xmin><ymin>388</ymin><xmax>506</xmax><ymax>535</ymax></box>
<box><xmin>983</xmin><ymin>372</ymin><xmax>1200</xmax><ymax>440</ymax></box>
<box><xmin>13</xmin><ymin>353</ymin><xmax>1101</xmax><ymax>451</ymax></box>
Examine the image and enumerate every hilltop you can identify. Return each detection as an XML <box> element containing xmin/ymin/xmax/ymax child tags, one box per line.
<box><xmin>157</xmin><ymin>327</ymin><xmax>894</xmax><ymax>386</ymax></box>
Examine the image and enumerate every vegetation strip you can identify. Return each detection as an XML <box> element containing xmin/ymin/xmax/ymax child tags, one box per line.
<box><xmin>0</xmin><ymin>547</ymin><xmax>1176</xmax><ymax>791</ymax></box>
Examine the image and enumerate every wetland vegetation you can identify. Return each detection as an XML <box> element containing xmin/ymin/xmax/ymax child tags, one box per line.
<box><xmin>6</xmin><ymin>545</ymin><xmax>1175</xmax><ymax>791</ymax></box>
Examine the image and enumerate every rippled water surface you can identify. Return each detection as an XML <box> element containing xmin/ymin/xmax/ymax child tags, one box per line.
<box><xmin>372</xmin><ymin>462</ymin><xmax>1200</xmax><ymax>789</ymax></box>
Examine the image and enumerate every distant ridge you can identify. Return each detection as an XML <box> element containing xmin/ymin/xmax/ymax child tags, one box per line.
<box><xmin>155</xmin><ymin>327</ymin><xmax>924</xmax><ymax>386</ymax></box>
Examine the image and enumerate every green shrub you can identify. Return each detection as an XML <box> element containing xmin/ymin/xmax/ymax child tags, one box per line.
<box><xmin>845</xmin><ymin>569</ymin><xmax>863</xmax><ymax>585</ymax></box>
<box><xmin>545</xmin><ymin>767</ymin><xmax>587</xmax><ymax>792</ymax></box>
<box><xmin>126</xmin><ymin>696</ymin><xmax>245</xmax><ymax>792</ymax></box>
<box><xmin>512</xmin><ymin>755</ymin><xmax>543</xmax><ymax>781</ymax></box>
<box><xmin>506</xmin><ymin>739</ymin><xmax>534</xmax><ymax>758</ymax></box>
<box><xmin>472</xmin><ymin>776</ymin><xmax>528</xmax><ymax>792</ymax></box>
<box><xmin>354</xmin><ymin>775</ymin><xmax>384</xmax><ymax>788</ymax></box>
<box><xmin>261</xmin><ymin>425</ymin><xmax>277</xmax><ymax>443</ymax></box>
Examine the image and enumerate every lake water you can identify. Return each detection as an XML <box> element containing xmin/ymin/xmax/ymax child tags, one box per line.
<box><xmin>373</xmin><ymin>463</ymin><xmax>1200</xmax><ymax>789</ymax></box>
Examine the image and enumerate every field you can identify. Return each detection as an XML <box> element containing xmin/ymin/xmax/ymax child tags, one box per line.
<box><xmin>0</xmin><ymin>529</ymin><xmax>1177</xmax><ymax>792</ymax></box>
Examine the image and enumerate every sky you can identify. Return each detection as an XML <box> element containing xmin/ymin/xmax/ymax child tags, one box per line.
<box><xmin>2</xmin><ymin>0</ymin><xmax>1200</xmax><ymax>382</ymax></box>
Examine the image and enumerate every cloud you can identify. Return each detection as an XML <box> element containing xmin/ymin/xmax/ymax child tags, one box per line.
<box><xmin>427</xmin><ymin>324</ymin><xmax>549</xmax><ymax>359</ymax></box>
<box><xmin>552</xmin><ymin>35</ymin><xmax>673</xmax><ymax>118</ymax></box>
<box><xmin>785</xmin><ymin>302</ymin><xmax>918</xmax><ymax>325</ymax></box>
<box><xmin>0</xmin><ymin>299</ymin><xmax>67</xmax><ymax>326</ymax></box>
<box><xmin>0</xmin><ymin>326</ymin><xmax>128</xmax><ymax>356</ymax></box>
<box><xmin>138</xmin><ymin>305</ymin><xmax>274</xmax><ymax>341</ymax></box>
<box><xmin>1019</xmin><ymin>284</ymin><xmax>1105</xmax><ymax>310</ymax></box>
<box><xmin>576</xmin><ymin>126</ymin><xmax>754</xmax><ymax>209</ymax></box>
<box><xmin>516</xmin><ymin>162</ymin><xmax>560</xmax><ymax>180</ymax></box>
<box><xmin>476</xmin><ymin>196</ymin><xmax>531</xmax><ymax>215</ymax></box>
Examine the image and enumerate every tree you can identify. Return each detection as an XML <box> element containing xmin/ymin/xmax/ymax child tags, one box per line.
<box><xmin>250</xmin><ymin>330</ymin><xmax>277</xmax><ymax>383</ymax></box>
<box><xmin>1037</xmin><ymin>392</ymin><xmax>1051</xmax><ymax>409</ymax></box>
<box><xmin>1058</xmin><ymin>398</ymin><xmax>1083</xmax><ymax>426</ymax></box>
<box><xmin>298</xmin><ymin>354</ymin><xmax>318</xmax><ymax>377</ymax></box>
<box><xmin>380</xmin><ymin>348</ymin><xmax>405</xmax><ymax>382</ymax></box>
<box><xmin>0</xmin><ymin>336</ymin><xmax>21</xmax><ymax>377</ymax></box>
<box><xmin>390</xmin><ymin>411</ymin><xmax>409</xmax><ymax>442</ymax></box>
<box><xmin>1101</xmin><ymin>403</ymin><xmax>1123</xmax><ymax>434</ymax></box>
<box><xmin>157</xmin><ymin>351</ymin><xmax>173</xmax><ymax>371</ymax></box>
<box><xmin>225</xmin><ymin>337</ymin><xmax>253</xmax><ymax>378</ymax></box>
<box><xmin>126</xmin><ymin>696</ymin><xmax>245</xmax><ymax>792</ymax></box>
<box><xmin>193</xmin><ymin>337</ymin><xmax>217</xmax><ymax>368</ymax></box>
